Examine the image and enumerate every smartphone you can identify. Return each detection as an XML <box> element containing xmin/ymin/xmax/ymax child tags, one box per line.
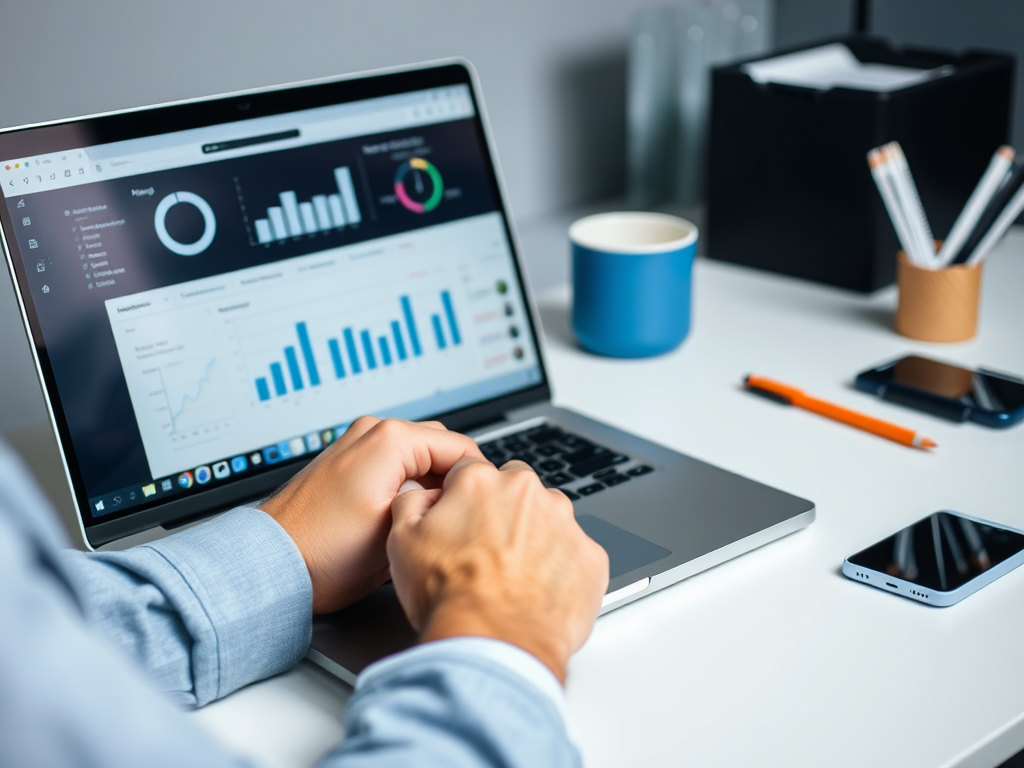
<box><xmin>855</xmin><ymin>355</ymin><xmax>1024</xmax><ymax>428</ymax></box>
<box><xmin>843</xmin><ymin>511</ymin><xmax>1024</xmax><ymax>606</ymax></box>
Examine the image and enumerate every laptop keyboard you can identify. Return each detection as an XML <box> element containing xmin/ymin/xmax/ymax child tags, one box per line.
<box><xmin>478</xmin><ymin>424</ymin><xmax>654</xmax><ymax>501</ymax></box>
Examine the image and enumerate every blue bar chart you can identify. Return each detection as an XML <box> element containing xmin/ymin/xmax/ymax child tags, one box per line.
<box><xmin>253</xmin><ymin>166</ymin><xmax>362</xmax><ymax>244</ymax></box>
<box><xmin>441</xmin><ymin>290</ymin><xmax>461</xmax><ymax>345</ymax></box>
<box><xmin>296</xmin><ymin>321</ymin><xmax>320</xmax><ymax>386</ymax></box>
<box><xmin>253</xmin><ymin>290</ymin><xmax>462</xmax><ymax>400</ymax></box>
<box><xmin>360</xmin><ymin>330</ymin><xmax>377</xmax><ymax>370</ymax></box>
<box><xmin>271</xmin><ymin>363</ymin><xmax>286</xmax><ymax>395</ymax></box>
<box><xmin>431</xmin><ymin>314</ymin><xmax>447</xmax><ymax>350</ymax></box>
<box><xmin>328</xmin><ymin>339</ymin><xmax>346</xmax><ymax>379</ymax></box>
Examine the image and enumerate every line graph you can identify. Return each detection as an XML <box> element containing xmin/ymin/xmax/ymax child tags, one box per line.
<box><xmin>146</xmin><ymin>356</ymin><xmax>233</xmax><ymax>441</ymax></box>
<box><xmin>160</xmin><ymin>358</ymin><xmax>218</xmax><ymax>434</ymax></box>
<box><xmin>106</xmin><ymin>301</ymin><xmax>237</xmax><ymax>477</ymax></box>
<box><xmin>106</xmin><ymin>303</ymin><xmax>239</xmax><ymax>479</ymax></box>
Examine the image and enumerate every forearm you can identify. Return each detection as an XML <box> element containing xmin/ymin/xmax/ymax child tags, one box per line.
<box><xmin>60</xmin><ymin>506</ymin><xmax>313</xmax><ymax>706</ymax></box>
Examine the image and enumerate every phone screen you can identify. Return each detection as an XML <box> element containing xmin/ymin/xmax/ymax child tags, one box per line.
<box><xmin>877</xmin><ymin>356</ymin><xmax>1024</xmax><ymax>414</ymax></box>
<box><xmin>848</xmin><ymin>513</ymin><xmax>1024</xmax><ymax>593</ymax></box>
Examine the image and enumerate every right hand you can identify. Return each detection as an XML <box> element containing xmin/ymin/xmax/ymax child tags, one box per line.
<box><xmin>388</xmin><ymin>457</ymin><xmax>609</xmax><ymax>684</ymax></box>
<box><xmin>260</xmin><ymin>417</ymin><xmax>483</xmax><ymax>614</ymax></box>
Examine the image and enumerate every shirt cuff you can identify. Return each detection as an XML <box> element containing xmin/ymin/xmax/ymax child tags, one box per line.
<box><xmin>142</xmin><ymin>506</ymin><xmax>313</xmax><ymax>702</ymax></box>
<box><xmin>359</xmin><ymin>636</ymin><xmax>567</xmax><ymax>720</ymax></box>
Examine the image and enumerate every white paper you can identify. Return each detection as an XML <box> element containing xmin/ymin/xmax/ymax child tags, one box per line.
<box><xmin>742</xmin><ymin>43</ymin><xmax>949</xmax><ymax>92</ymax></box>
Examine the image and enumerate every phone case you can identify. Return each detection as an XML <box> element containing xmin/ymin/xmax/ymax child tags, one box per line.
<box><xmin>854</xmin><ymin>369</ymin><xmax>1024</xmax><ymax>428</ymax></box>
<box><xmin>843</xmin><ymin>511</ymin><xmax>1024</xmax><ymax>607</ymax></box>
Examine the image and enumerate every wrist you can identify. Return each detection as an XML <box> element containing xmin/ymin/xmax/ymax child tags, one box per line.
<box><xmin>419</xmin><ymin>595</ymin><xmax>571</xmax><ymax>685</ymax></box>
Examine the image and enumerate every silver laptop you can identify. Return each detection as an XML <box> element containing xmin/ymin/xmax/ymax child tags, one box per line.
<box><xmin>0</xmin><ymin>60</ymin><xmax>814</xmax><ymax>684</ymax></box>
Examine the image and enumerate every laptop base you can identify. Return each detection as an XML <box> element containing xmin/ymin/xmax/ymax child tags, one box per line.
<box><xmin>309</xmin><ymin>404</ymin><xmax>815</xmax><ymax>683</ymax></box>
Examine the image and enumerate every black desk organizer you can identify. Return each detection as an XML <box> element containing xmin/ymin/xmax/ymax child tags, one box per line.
<box><xmin>706</xmin><ymin>37</ymin><xmax>1014</xmax><ymax>293</ymax></box>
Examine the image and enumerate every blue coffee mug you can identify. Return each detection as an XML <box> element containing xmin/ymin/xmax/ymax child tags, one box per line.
<box><xmin>570</xmin><ymin>212</ymin><xmax>698</xmax><ymax>358</ymax></box>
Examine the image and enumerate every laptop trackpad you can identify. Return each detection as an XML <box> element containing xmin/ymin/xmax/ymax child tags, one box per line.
<box><xmin>576</xmin><ymin>515</ymin><xmax>671</xmax><ymax>579</ymax></box>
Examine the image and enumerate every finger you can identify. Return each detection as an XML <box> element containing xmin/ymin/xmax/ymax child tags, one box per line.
<box><xmin>398</xmin><ymin>478</ymin><xmax>426</xmax><ymax>494</ymax></box>
<box><xmin>362</xmin><ymin>420</ymin><xmax>485</xmax><ymax>487</ymax></box>
<box><xmin>415</xmin><ymin>420</ymin><xmax>448</xmax><ymax>432</ymax></box>
<box><xmin>498</xmin><ymin>459</ymin><xmax>536</xmax><ymax>474</ymax></box>
<box><xmin>332</xmin><ymin>415</ymin><xmax>382</xmax><ymax>451</ymax></box>
<box><xmin>391</xmin><ymin>487</ymin><xmax>443</xmax><ymax>528</ymax></box>
<box><xmin>441</xmin><ymin>454</ymin><xmax>497</xmax><ymax>491</ymax></box>
<box><xmin>547</xmin><ymin>487</ymin><xmax>577</xmax><ymax>513</ymax></box>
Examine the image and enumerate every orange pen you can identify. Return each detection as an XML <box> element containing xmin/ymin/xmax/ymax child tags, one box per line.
<box><xmin>744</xmin><ymin>374</ymin><xmax>937</xmax><ymax>450</ymax></box>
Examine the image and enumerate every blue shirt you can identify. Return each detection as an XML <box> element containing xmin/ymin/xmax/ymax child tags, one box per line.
<box><xmin>0</xmin><ymin>442</ymin><xmax>580</xmax><ymax>767</ymax></box>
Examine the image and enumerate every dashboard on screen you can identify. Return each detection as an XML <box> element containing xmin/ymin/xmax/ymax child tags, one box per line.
<box><xmin>0</xmin><ymin>73</ymin><xmax>545</xmax><ymax>532</ymax></box>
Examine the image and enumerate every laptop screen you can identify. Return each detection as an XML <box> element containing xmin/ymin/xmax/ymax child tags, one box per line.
<box><xmin>0</xmin><ymin>66</ymin><xmax>545</xmax><ymax>535</ymax></box>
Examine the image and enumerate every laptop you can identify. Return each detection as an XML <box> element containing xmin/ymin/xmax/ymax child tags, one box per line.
<box><xmin>0</xmin><ymin>60</ymin><xmax>814</xmax><ymax>684</ymax></box>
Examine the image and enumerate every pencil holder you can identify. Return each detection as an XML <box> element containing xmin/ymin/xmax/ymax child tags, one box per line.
<box><xmin>894</xmin><ymin>252</ymin><xmax>983</xmax><ymax>342</ymax></box>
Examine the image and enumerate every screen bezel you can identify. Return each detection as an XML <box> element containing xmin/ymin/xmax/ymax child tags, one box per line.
<box><xmin>0</xmin><ymin>61</ymin><xmax>552</xmax><ymax>547</ymax></box>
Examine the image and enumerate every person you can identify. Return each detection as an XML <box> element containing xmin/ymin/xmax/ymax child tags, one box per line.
<box><xmin>0</xmin><ymin>416</ymin><xmax>609</xmax><ymax>767</ymax></box>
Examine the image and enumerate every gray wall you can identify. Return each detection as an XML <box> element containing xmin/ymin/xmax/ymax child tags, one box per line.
<box><xmin>775</xmin><ymin>0</ymin><xmax>854</xmax><ymax>47</ymax></box>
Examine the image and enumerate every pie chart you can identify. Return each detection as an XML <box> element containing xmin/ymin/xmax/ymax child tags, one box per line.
<box><xmin>394</xmin><ymin>158</ymin><xmax>443</xmax><ymax>213</ymax></box>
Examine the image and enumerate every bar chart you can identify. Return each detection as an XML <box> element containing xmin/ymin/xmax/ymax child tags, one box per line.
<box><xmin>253</xmin><ymin>166</ymin><xmax>362</xmax><ymax>244</ymax></box>
<box><xmin>253</xmin><ymin>290</ymin><xmax>462</xmax><ymax>401</ymax></box>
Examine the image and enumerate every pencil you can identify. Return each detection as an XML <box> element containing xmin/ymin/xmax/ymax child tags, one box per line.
<box><xmin>885</xmin><ymin>142</ymin><xmax>936</xmax><ymax>267</ymax></box>
<box><xmin>867</xmin><ymin>149</ymin><xmax>927</xmax><ymax>268</ymax></box>
<box><xmin>937</xmin><ymin>145</ymin><xmax>1015</xmax><ymax>267</ymax></box>
<box><xmin>744</xmin><ymin>374</ymin><xmax>937</xmax><ymax>450</ymax></box>
<box><xmin>967</xmin><ymin>178</ymin><xmax>1024</xmax><ymax>265</ymax></box>
<box><xmin>952</xmin><ymin>159</ymin><xmax>1024</xmax><ymax>265</ymax></box>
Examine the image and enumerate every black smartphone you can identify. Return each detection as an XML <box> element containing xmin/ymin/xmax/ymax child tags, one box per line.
<box><xmin>855</xmin><ymin>355</ymin><xmax>1024</xmax><ymax>428</ymax></box>
<box><xmin>843</xmin><ymin>511</ymin><xmax>1024</xmax><ymax>606</ymax></box>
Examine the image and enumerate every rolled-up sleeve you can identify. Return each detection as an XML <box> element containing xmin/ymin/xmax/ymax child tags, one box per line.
<box><xmin>59</xmin><ymin>506</ymin><xmax>313</xmax><ymax>706</ymax></box>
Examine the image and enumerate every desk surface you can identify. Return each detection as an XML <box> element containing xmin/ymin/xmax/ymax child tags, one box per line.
<box><xmin>184</xmin><ymin>223</ymin><xmax>1024</xmax><ymax>768</ymax></box>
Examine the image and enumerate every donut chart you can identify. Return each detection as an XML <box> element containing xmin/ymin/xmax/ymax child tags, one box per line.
<box><xmin>154</xmin><ymin>191</ymin><xmax>217</xmax><ymax>256</ymax></box>
<box><xmin>394</xmin><ymin>158</ymin><xmax>443</xmax><ymax>213</ymax></box>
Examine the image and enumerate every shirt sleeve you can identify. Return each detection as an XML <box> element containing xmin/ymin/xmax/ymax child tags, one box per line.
<box><xmin>0</xmin><ymin>441</ymin><xmax>581</xmax><ymax>768</ymax></box>
<box><xmin>323</xmin><ymin>637</ymin><xmax>582</xmax><ymax>768</ymax></box>
<box><xmin>0</xmin><ymin>445</ymin><xmax>250</xmax><ymax>768</ymax></box>
<box><xmin>59</xmin><ymin>506</ymin><xmax>314</xmax><ymax>707</ymax></box>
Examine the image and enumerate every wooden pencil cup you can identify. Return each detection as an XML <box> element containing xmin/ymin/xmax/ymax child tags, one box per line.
<box><xmin>894</xmin><ymin>252</ymin><xmax>983</xmax><ymax>342</ymax></box>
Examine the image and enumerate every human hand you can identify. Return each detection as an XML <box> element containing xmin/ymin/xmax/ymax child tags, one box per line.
<box><xmin>388</xmin><ymin>457</ymin><xmax>609</xmax><ymax>684</ymax></box>
<box><xmin>260</xmin><ymin>417</ymin><xmax>483</xmax><ymax>614</ymax></box>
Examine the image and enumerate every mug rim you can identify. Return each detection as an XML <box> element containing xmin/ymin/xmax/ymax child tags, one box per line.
<box><xmin>569</xmin><ymin>212</ymin><xmax>698</xmax><ymax>255</ymax></box>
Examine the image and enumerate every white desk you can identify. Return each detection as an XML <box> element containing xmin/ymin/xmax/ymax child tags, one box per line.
<box><xmin>183</xmin><ymin>224</ymin><xmax>1021</xmax><ymax>767</ymax></box>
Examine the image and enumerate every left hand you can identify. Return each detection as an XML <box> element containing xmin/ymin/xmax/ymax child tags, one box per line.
<box><xmin>260</xmin><ymin>417</ymin><xmax>484</xmax><ymax>614</ymax></box>
<box><xmin>388</xmin><ymin>456</ymin><xmax>608</xmax><ymax>684</ymax></box>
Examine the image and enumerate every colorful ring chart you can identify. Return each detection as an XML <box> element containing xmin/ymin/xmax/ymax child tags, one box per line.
<box><xmin>154</xmin><ymin>191</ymin><xmax>216</xmax><ymax>256</ymax></box>
<box><xmin>394</xmin><ymin>158</ymin><xmax>443</xmax><ymax>213</ymax></box>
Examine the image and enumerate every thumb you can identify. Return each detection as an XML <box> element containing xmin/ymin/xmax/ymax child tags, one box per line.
<box><xmin>391</xmin><ymin>486</ymin><xmax>443</xmax><ymax>528</ymax></box>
